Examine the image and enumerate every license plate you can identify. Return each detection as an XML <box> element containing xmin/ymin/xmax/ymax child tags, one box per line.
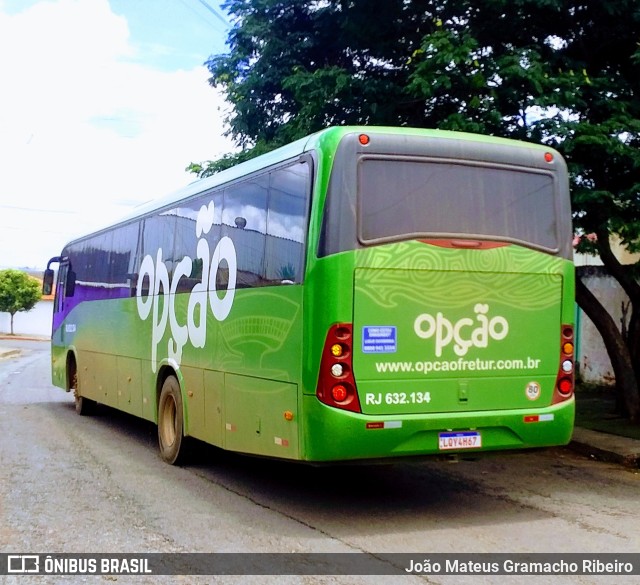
<box><xmin>438</xmin><ymin>431</ymin><xmax>481</xmax><ymax>450</ymax></box>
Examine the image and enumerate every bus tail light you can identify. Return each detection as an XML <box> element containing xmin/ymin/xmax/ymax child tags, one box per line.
<box><xmin>552</xmin><ymin>325</ymin><xmax>574</xmax><ymax>404</ymax></box>
<box><xmin>316</xmin><ymin>323</ymin><xmax>361</xmax><ymax>413</ymax></box>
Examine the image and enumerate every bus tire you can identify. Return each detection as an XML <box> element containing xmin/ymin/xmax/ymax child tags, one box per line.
<box><xmin>158</xmin><ymin>375</ymin><xmax>189</xmax><ymax>465</ymax></box>
<box><xmin>70</xmin><ymin>365</ymin><xmax>96</xmax><ymax>416</ymax></box>
<box><xmin>75</xmin><ymin>394</ymin><xmax>97</xmax><ymax>416</ymax></box>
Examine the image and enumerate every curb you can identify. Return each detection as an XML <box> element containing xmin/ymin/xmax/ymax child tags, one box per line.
<box><xmin>0</xmin><ymin>335</ymin><xmax>50</xmax><ymax>342</ymax></box>
<box><xmin>570</xmin><ymin>427</ymin><xmax>640</xmax><ymax>469</ymax></box>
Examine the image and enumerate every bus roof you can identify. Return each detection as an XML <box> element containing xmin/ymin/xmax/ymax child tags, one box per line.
<box><xmin>63</xmin><ymin>126</ymin><xmax>561</xmax><ymax>247</ymax></box>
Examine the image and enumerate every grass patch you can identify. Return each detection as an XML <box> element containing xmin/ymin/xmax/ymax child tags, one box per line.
<box><xmin>574</xmin><ymin>384</ymin><xmax>640</xmax><ymax>441</ymax></box>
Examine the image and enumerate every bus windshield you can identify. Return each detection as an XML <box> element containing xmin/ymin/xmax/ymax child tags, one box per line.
<box><xmin>358</xmin><ymin>157</ymin><xmax>558</xmax><ymax>251</ymax></box>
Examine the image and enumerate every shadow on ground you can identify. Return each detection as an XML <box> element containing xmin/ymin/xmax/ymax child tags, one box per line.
<box><xmin>575</xmin><ymin>384</ymin><xmax>640</xmax><ymax>441</ymax></box>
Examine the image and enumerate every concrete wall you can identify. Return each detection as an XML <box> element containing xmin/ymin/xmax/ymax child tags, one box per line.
<box><xmin>0</xmin><ymin>299</ymin><xmax>53</xmax><ymax>338</ymax></box>
<box><xmin>576</xmin><ymin>266</ymin><xmax>627</xmax><ymax>386</ymax></box>
<box><xmin>573</xmin><ymin>239</ymin><xmax>640</xmax><ymax>387</ymax></box>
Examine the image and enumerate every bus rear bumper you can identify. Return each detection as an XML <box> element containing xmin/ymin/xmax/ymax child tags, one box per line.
<box><xmin>301</xmin><ymin>395</ymin><xmax>575</xmax><ymax>462</ymax></box>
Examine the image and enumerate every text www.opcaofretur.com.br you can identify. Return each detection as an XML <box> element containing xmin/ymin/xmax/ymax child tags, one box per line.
<box><xmin>374</xmin><ymin>356</ymin><xmax>542</xmax><ymax>375</ymax></box>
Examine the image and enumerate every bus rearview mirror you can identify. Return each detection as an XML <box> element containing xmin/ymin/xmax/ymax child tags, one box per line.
<box><xmin>43</xmin><ymin>268</ymin><xmax>54</xmax><ymax>296</ymax></box>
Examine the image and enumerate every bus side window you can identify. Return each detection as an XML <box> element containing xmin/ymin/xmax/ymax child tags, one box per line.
<box><xmin>55</xmin><ymin>264</ymin><xmax>68</xmax><ymax>313</ymax></box>
<box><xmin>222</xmin><ymin>175</ymin><xmax>269</xmax><ymax>288</ymax></box>
<box><xmin>172</xmin><ymin>190</ymin><xmax>223</xmax><ymax>293</ymax></box>
<box><xmin>65</xmin><ymin>269</ymin><xmax>76</xmax><ymax>297</ymax></box>
<box><xmin>266</xmin><ymin>161</ymin><xmax>310</xmax><ymax>284</ymax></box>
<box><xmin>140</xmin><ymin>213</ymin><xmax>177</xmax><ymax>288</ymax></box>
<box><xmin>110</xmin><ymin>222</ymin><xmax>139</xmax><ymax>296</ymax></box>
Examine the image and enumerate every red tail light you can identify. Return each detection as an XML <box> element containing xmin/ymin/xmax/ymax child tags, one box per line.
<box><xmin>552</xmin><ymin>325</ymin><xmax>574</xmax><ymax>404</ymax></box>
<box><xmin>316</xmin><ymin>323</ymin><xmax>361</xmax><ymax>413</ymax></box>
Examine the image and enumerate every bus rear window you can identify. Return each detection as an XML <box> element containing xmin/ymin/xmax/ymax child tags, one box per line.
<box><xmin>358</xmin><ymin>157</ymin><xmax>558</xmax><ymax>251</ymax></box>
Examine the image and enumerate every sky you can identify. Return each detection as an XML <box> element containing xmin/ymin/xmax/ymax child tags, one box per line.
<box><xmin>0</xmin><ymin>0</ymin><xmax>235</xmax><ymax>269</ymax></box>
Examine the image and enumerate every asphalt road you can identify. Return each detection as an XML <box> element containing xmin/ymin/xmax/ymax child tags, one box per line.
<box><xmin>1</xmin><ymin>340</ymin><xmax>639</xmax><ymax>585</ymax></box>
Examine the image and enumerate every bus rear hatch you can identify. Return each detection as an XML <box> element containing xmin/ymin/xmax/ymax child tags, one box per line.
<box><xmin>352</xmin><ymin>254</ymin><xmax>563</xmax><ymax>416</ymax></box>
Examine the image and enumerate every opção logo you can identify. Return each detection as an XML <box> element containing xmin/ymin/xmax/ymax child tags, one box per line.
<box><xmin>413</xmin><ymin>303</ymin><xmax>509</xmax><ymax>357</ymax></box>
<box><xmin>136</xmin><ymin>201</ymin><xmax>237</xmax><ymax>372</ymax></box>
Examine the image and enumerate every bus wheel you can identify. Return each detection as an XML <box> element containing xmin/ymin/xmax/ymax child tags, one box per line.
<box><xmin>158</xmin><ymin>375</ymin><xmax>188</xmax><ymax>465</ymax></box>
<box><xmin>74</xmin><ymin>394</ymin><xmax>96</xmax><ymax>416</ymax></box>
<box><xmin>71</xmin><ymin>370</ymin><xmax>96</xmax><ymax>416</ymax></box>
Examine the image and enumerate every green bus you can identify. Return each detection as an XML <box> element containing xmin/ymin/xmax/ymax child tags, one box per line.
<box><xmin>44</xmin><ymin>126</ymin><xmax>575</xmax><ymax>464</ymax></box>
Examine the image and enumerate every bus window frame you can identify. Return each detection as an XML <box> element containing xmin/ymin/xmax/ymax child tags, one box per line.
<box><xmin>356</xmin><ymin>154</ymin><xmax>563</xmax><ymax>256</ymax></box>
<box><xmin>135</xmin><ymin>153</ymin><xmax>316</xmax><ymax>293</ymax></box>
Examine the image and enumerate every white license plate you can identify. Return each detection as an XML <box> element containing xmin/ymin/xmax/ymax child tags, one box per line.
<box><xmin>438</xmin><ymin>431</ymin><xmax>481</xmax><ymax>450</ymax></box>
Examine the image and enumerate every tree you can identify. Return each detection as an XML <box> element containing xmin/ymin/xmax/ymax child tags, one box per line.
<box><xmin>199</xmin><ymin>0</ymin><xmax>640</xmax><ymax>419</ymax></box>
<box><xmin>0</xmin><ymin>269</ymin><xmax>42</xmax><ymax>335</ymax></box>
<box><xmin>403</xmin><ymin>0</ymin><xmax>640</xmax><ymax>420</ymax></box>
<box><xmin>197</xmin><ymin>0</ymin><xmax>441</xmax><ymax>175</ymax></box>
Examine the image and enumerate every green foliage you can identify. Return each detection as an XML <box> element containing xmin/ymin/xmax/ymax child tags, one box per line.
<box><xmin>193</xmin><ymin>0</ymin><xmax>640</xmax><ymax>417</ymax></box>
<box><xmin>187</xmin><ymin>140</ymin><xmax>283</xmax><ymax>177</ymax></box>
<box><xmin>188</xmin><ymin>0</ymin><xmax>441</xmax><ymax>174</ymax></box>
<box><xmin>197</xmin><ymin>0</ymin><xmax>639</xmax><ymax>262</ymax></box>
<box><xmin>0</xmin><ymin>269</ymin><xmax>42</xmax><ymax>334</ymax></box>
<box><xmin>196</xmin><ymin>1</ymin><xmax>638</xmax><ymax>180</ymax></box>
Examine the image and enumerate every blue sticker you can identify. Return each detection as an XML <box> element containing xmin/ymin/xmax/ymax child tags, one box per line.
<box><xmin>362</xmin><ymin>326</ymin><xmax>397</xmax><ymax>353</ymax></box>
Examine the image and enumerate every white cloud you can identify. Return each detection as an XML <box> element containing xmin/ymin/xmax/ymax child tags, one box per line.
<box><xmin>0</xmin><ymin>0</ymin><xmax>233</xmax><ymax>269</ymax></box>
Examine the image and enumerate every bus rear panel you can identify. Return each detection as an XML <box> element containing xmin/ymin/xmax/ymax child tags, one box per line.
<box><xmin>303</xmin><ymin>128</ymin><xmax>574</xmax><ymax>461</ymax></box>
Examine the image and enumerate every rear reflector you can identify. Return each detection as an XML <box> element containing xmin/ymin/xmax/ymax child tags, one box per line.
<box><xmin>524</xmin><ymin>414</ymin><xmax>555</xmax><ymax>423</ymax></box>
